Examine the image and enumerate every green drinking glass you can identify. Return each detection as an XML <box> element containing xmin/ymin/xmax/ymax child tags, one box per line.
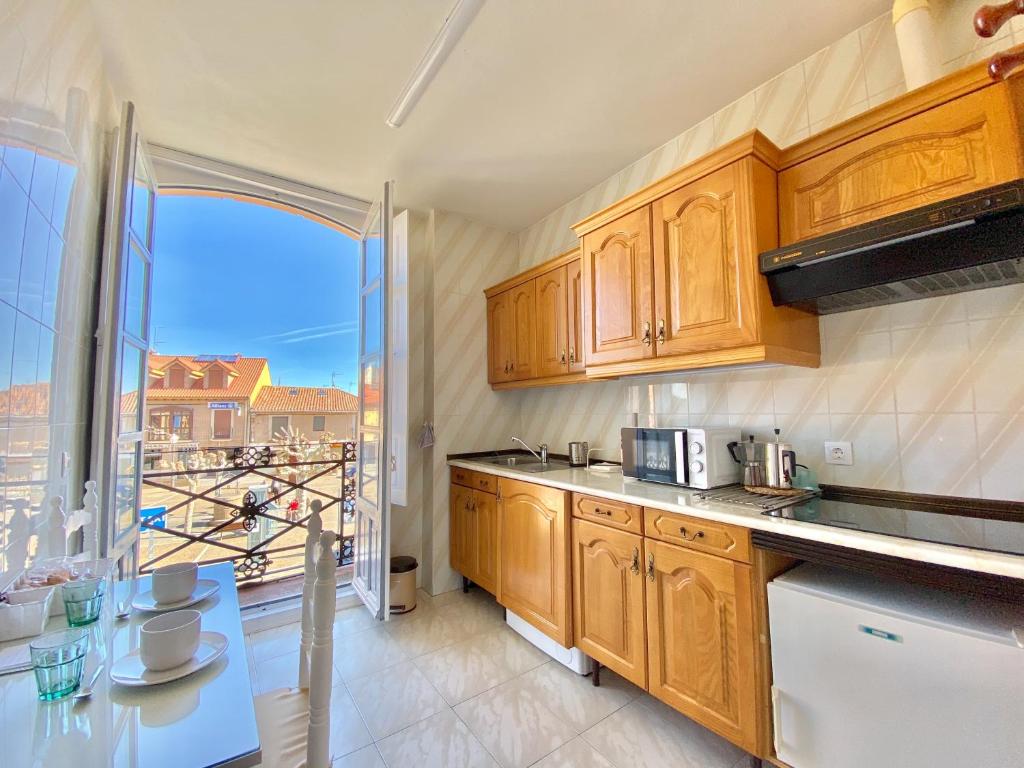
<box><xmin>62</xmin><ymin>577</ymin><xmax>106</xmax><ymax>627</ymax></box>
<box><xmin>29</xmin><ymin>629</ymin><xmax>89</xmax><ymax>701</ymax></box>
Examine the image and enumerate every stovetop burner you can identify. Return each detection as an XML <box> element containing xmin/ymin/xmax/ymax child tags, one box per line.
<box><xmin>762</xmin><ymin>494</ymin><xmax>1024</xmax><ymax>557</ymax></box>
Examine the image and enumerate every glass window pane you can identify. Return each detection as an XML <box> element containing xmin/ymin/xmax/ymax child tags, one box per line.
<box><xmin>358</xmin><ymin>431</ymin><xmax>379</xmax><ymax>504</ymax></box>
<box><xmin>124</xmin><ymin>240</ymin><xmax>149</xmax><ymax>340</ymax></box>
<box><xmin>130</xmin><ymin>137</ymin><xmax>153</xmax><ymax>244</ymax></box>
<box><xmin>362</xmin><ymin>287</ymin><xmax>381</xmax><ymax>355</ymax></box>
<box><xmin>362</xmin><ymin>205</ymin><xmax>381</xmax><ymax>283</ymax></box>
<box><xmin>360</xmin><ymin>357</ymin><xmax>380</xmax><ymax>427</ymax></box>
<box><xmin>119</xmin><ymin>342</ymin><xmax>143</xmax><ymax>433</ymax></box>
<box><xmin>115</xmin><ymin>442</ymin><xmax>140</xmax><ymax>540</ymax></box>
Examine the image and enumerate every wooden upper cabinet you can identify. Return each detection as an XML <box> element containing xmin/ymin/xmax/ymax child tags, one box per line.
<box><xmin>581</xmin><ymin>206</ymin><xmax>655</xmax><ymax>366</ymax></box>
<box><xmin>572</xmin><ymin>519</ymin><xmax>647</xmax><ymax>688</ymax></box>
<box><xmin>535</xmin><ymin>266</ymin><xmax>569</xmax><ymax>377</ymax></box>
<box><xmin>652</xmin><ymin>164</ymin><xmax>758</xmax><ymax>356</ymax></box>
<box><xmin>778</xmin><ymin>83</ymin><xmax>1024</xmax><ymax>245</ymax></box>
<box><xmin>486</xmin><ymin>292</ymin><xmax>512</xmax><ymax>384</ymax></box>
<box><xmin>645</xmin><ymin>538</ymin><xmax>758</xmax><ymax>753</ymax></box>
<box><xmin>497</xmin><ymin>477</ymin><xmax>571</xmax><ymax>647</ymax></box>
<box><xmin>566</xmin><ymin>259</ymin><xmax>585</xmax><ymax>373</ymax></box>
<box><xmin>509</xmin><ymin>281</ymin><xmax>537</xmax><ymax>381</ymax></box>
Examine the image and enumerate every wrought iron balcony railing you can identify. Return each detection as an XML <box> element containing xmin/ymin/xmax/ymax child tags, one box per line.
<box><xmin>139</xmin><ymin>441</ymin><xmax>356</xmax><ymax>585</ymax></box>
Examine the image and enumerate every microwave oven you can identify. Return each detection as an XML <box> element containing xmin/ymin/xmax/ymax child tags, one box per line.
<box><xmin>621</xmin><ymin>427</ymin><xmax>741</xmax><ymax>489</ymax></box>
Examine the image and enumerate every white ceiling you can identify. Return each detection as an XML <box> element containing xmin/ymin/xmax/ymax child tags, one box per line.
<box><xmin>92</xmin><ymin>0</ymin><xmax>891</xmax><ymax>232</ymax></box>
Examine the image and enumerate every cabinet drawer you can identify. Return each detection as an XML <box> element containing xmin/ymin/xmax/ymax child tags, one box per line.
<box><xmin>643</xmin><ymin>508</ymin><xmax>751</xmax><ymax>563</ymax></box>
<box><xmin>451</xmin><ymin>466</ymin><xmax>473</xmax><ymax>488</ymax></box>
<box><xmin>471</xmin><ymin>472</ymin><xmax>497</xmax><ymax>495</ymax></box>
<box><xmin>572</xmin><ymin>493</ymin><xmax>643</xmax><ymax>534</ymax></box>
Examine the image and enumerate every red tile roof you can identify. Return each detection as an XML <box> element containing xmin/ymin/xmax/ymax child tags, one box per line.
<box><xmin>252</xmin><ymin>386</ymin><xmax>358</xmax><ymax>414</ymax></box>
<box><xmin>0</xmin><ymin>383</ymin><xmax>50</xmax><ymax>417</ymax></box>
<box><xmin>147</xmin><ymin>354</ymin><xmax>269</xmax><ymax>403</ymax></box>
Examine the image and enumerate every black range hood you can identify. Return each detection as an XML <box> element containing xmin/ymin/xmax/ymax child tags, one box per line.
<box><xmin>760</xmin><ymin>181</ymin><xmax>1024</xmax><ymax>314</ymax></box>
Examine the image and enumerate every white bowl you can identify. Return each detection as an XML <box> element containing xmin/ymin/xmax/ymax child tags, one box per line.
<box><xmin>140</xmin><ymin>610</ymin><xmax>201</xmax><ymax>672</ymax></box>
<box><xmin>151</xmin><ymin>563</ymin><xmax>198</xmax><ymax>605</ymax></box>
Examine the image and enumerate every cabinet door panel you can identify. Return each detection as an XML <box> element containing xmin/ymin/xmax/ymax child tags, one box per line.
<box><xmin>572</xmin><ymin>520</ymin><xmax>647</xmax><ymax>687</ymax></box>
<box><xmin>449</xmin><ymin>483</ymin><xmax>474</xmax><ymax>577</ymax></box>
<box><xmin>498</xmin><ymin>478</ymin><xmax>570</xmax><ymax>646</ymax></box>
<box><xmin>486</xmin><ymin>292</ymin><xmax>512</xmax><ymax>383</ymax></box>
<box><xmin>652</xmin><ymin>165</ymin><xmax>757</xmax><ymax>356</ymax></box>
<box><xmin>779</xmin><ymin>87</ymin><xmax>1024</xmax><ymax>244</ymax></box>
<box><xmin>582</xmin><ymin>207</ymin><xmax>654</xmax><ymax>366</ymax></box>
<box><xmin>509</xmin><ymin>281</ymin><xmax>538</xmax><ymax>380</ymax></box>
<box><xmin>473</xmin><ymin>489</ymin><xmax>498</xmax><ymax>595</ymax></box>
<box><xmin>536</xmin><ymin>266</ymin><xmax>569</xmax><ymax>377</ymax></box>
<box><xmin>645</xmin><ymin>539</ymin><xmax>757</xmax><ymax>753</ymax></box>
<box><xmin>566</xmin><ymin>259</ymin><xmax>585</xmax><ymax>373</ymax></box>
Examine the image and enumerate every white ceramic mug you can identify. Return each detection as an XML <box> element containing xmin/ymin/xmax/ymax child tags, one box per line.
<box><xmin>140</xmin><ymin>610</ymin><xmax>201</xmax><ymax>672</ymax></box>
<box><xmin>151</xmin><ymin>563</ymin><xmax>198</xmax><ymax>605</ymax></box>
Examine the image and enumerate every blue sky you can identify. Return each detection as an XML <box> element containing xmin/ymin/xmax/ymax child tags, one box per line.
<box><xmin>152</xmin><ymin>195</ymin><xmax>360</xmax><ymax>390</ymax></box>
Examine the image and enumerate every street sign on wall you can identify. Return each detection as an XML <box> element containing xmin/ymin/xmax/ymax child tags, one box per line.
<box><xmin>208</xmin><ymin>402</ymin><xmax>238</xmax><ymax>410</ymax></box>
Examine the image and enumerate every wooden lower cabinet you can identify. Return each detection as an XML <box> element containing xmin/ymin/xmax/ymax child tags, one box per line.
<box><xmin>571</xmin><ymin>519</ymin><xmax>647</xmax><ymax>687</ymax></box>
<box><xmin>449</xmin><ymin>480</ymin><xmax>498</xmax><ymax>595</ymax></box>
<box><xmin>473</xmin><ymin>490</ymin><xmax>498</xmax><ymax>594</ymax></box>
<box><xmin>450</xmin><ymin>483</ymin><xmax>474</xmax><ymax>577</ymax></box>
<box><xmin>644</xmin><ymin>537</ymin><xmax>758</xmax><ymax>754</ymax></box>
<box><xmin>497</xmin><ymin>478</ymin><xmax>571</xmax><ymax>646</ymax></box>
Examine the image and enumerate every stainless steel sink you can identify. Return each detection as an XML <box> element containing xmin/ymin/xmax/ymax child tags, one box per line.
<box><xmin>473</xmin><ymin>456</ymin><xmax>571</xmax><ymax>473</ymax></box>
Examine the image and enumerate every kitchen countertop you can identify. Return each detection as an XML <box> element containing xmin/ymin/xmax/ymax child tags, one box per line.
<box><xmin>448</xmin><ymin>457</ymin><xmax>1024</xmax><ymax>582</ymax></box>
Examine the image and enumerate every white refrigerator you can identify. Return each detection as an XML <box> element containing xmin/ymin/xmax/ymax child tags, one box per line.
<box><xmin>767</xmin><ymin>563</ymin><xmax>1024</xmax><ymax>768</ymax></box>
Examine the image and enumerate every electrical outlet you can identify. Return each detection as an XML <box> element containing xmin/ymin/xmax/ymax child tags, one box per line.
<box><xmin>824</xmin><ymin>441</ymin><xmax>853</xmax><ymax>466</ymax></box>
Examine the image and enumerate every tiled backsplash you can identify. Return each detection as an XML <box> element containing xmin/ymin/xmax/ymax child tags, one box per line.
<box><xmin>520</xmin><ymin>286</ymin><xmax>1024</xmax><ymax>501</ymax></box>
<box><xmin>0</xmin><ymin>0</ymin><xmax>117</xmax><ymax>578</ymax></box>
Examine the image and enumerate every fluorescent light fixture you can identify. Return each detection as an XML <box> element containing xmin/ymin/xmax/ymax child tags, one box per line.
<box><xmin>386</xmin><ymin>0</ymin><xmax>484</xmax><ymax>128</ymax></box>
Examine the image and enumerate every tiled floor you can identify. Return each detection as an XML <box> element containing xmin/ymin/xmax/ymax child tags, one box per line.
<box><xmin>244</xmin><ymin>587</ymin><xmax>753</xmax><ymax>768</ymax></box>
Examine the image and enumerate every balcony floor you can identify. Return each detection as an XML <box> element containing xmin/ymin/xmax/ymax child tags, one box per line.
<box><xmin>237</xmin><ymin>565</ymin><xmax>352</xmax><ymax>609</ymax></box>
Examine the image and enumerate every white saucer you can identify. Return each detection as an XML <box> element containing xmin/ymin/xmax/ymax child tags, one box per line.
<box><xmin>132</xmin><ymin>579</ymin><xmax>220</xmax><ymax>612</ymax></box>
<box><xmin>111</xmin><ymin>631</ymin><xmax>228</xmax><ymax>687</ymax></box>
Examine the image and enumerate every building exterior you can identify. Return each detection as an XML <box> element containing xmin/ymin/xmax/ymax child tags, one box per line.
<box><xmin>144</xmin><ymin>354</ymin><xmax>271</xmax><ymax>450</ymax></box>
<box><xmin>250</xmin><ymin>386</ymin><xmax>358</xmax><ymax>443</ymax></box>
<box><xmin>139</xmin><ymin>354</ymin><xmax>357</xmax><ymax>451</ymax></box>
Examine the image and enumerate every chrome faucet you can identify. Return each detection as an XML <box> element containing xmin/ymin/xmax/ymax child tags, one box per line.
<box><xmin>511</xmin><ymin>436</ymin><xmax>548</xmax><ymax>464</ymax></box>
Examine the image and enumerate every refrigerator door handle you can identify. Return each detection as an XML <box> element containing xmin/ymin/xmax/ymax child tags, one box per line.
<box><xmin>771</xmin><ymin>685</ymin><xmax>784</xmax><ymax>757</ymax></box>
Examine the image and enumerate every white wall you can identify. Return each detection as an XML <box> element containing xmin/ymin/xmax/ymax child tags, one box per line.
<box><xmin>0</xmin><ymin>0</ymin><xmax>120</xmax><ymax>578</ymax></box>
<box><xmin>512</xmin><ymin>4</ymin><xmax>1024</xmax><ymax>503</ymax></box>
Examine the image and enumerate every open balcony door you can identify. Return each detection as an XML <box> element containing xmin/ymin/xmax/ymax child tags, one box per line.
<box><xmin>90</xmin><ymin>102</ymin><xmax>157</xmax><ymax>575</ymax></box>
<box><xmin>352</xmin><ymin>182</ymin><xmax>394</xmax><ymax>619</ymax></box>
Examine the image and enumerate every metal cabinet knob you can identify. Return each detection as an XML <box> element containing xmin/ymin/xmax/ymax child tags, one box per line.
<box><xmin>657</xmin><ymin>319</ymin><xmax>666</xmax><ymax>344</ymax></box>
<box><xmin>560</xmin><ymin>349</ymin><xmax>567</xmax><ymax>364</ymax></box>
<box><xmin>568</xmin><ymin>348</ymin><xmax>576</xmax><ymax>364</ymax></box>
<box><xmin>630</xmin><ymin>547</ymin><xmax>640</xmax><ymax>576</ymax></box>
<box><xmin>646</xmin><ymin>553</ymin><xmax>656</xmax><ymax>582</ymax></box>
<box><xmin>642</xmin><ymin>322</ymin><xmax>652</xmax><ymax>346</ymax></box>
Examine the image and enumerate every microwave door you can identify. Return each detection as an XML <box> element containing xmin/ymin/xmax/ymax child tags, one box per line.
<box><xmin>638</xmin><ymin>428</ymin><xmax>684</xmax><ymax>485</ymax></box>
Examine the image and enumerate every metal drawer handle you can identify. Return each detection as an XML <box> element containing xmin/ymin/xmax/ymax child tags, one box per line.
<box><xmin>646</xmin><ymin>553</ymin><xmax>655</xmax><ymax>582</ymax></box>
<box><xmin>642</xmin><ymin>322</ymin><xmax>652</xmax><ymax>346</ymax></box>
<box><xmin>630</xmin><ymin>547</ymin><xmax>640</xmax><ymax>576</ymax></box>
<box><xmin>679</xmin><ymin>527</ymin><xmax>705</xmax><ymax>541</ymax></box>
<box><xmin>657</xmin><ymin>319</ymin><xmax>665</xmax><ymax>344</ymax></box>
<box><xmin>569</xmin><ymin>348</ymin><xmax>576</xmax><ymax>364</ymax></box>
<box><xmin>593</xmin><ymin>507</ymin><xmax>613</xmax><ymax>517</ymax></box>
<box><xmin>560</xmin><ymin>348</ymin><xmax>566</xmax><ymax>364</ymax></box>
